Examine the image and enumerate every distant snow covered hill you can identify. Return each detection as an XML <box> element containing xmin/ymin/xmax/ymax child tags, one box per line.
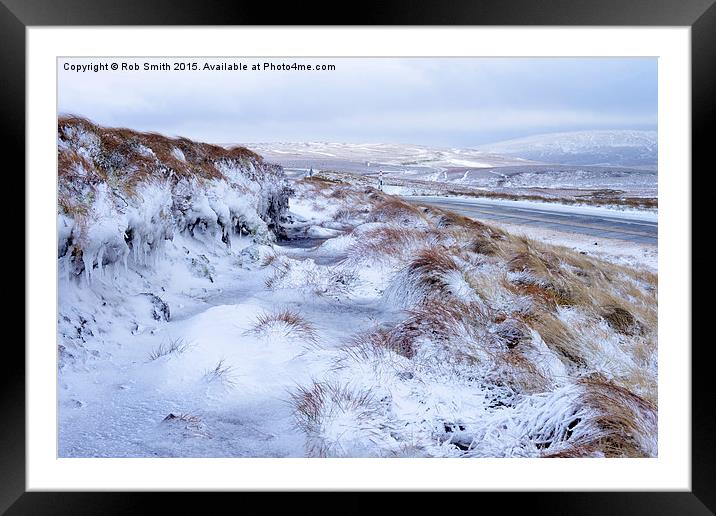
<box><xmin>244</xmin><ymin>137</ymin><xmax>657</xmax><ymax>200</ymax></box>
<box><xmin>245</xmin><ymin>141</ymin><xmax>533</xmax><ymax>175</ymax></box>
<box><xmin>476</xmin><ymin>130</ymin><xmax>657</xmax><ymax>169</ymax></box>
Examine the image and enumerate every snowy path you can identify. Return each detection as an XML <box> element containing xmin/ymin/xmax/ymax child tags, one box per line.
<box><xmin>59</xmin><ymin>216</ymin><xmax>389</xmax><ymax>458</ymax></box>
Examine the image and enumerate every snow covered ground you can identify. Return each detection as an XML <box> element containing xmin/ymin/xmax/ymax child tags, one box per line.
<box><xmin>59</xmin><ymin>229</ymin><xmax>392</xmax><ymax>457</ymax></box>
<box><xmin>58</xmin><ymin>121</ymin><xmax>658</xmax><ymax>458</ymax></box>
<box><xmin>246</xmin><ymin>133</ymin><xmax>657</xmax><ymax>203</ymax></box>
<box><xmin>246</xmin><ymin>141</ymin><xmax>531</xmax><ymax>173</ymax></box>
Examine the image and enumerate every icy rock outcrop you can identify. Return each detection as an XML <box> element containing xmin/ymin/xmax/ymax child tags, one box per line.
<box><xmin>139</xmin><ymin>293</ymin><xmax>171</xmax><ymax>322</ymax></box>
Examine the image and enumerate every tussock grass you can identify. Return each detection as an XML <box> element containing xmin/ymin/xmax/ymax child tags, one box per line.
<box><xmin>545</xmin><ymin>378</ymin><xmax>657</xmax><ymax>457</ymax></box>
<box><xmin>408</xmin><ymin>246</ymin><xmax>461</xmax><ymax>282</ymax></box>
<box><xmin>299</xmin><ymin>175</ymin><xmax>344</xmax><ymax>187</ymax></box>
<box><xmin>259</xmin><ymin>249</ymin><xmax>282</xmax><ymax>268</ymax></box>
<box><xmin>470</xmin><ymin>235</ymin><xmax>501</xmax><ymax>256</ymax></box>
<box><xmin>526</xmin><ymin>309</ymin><xmax>585</xmax><ymax>367</ymax></box>
<box><xmin>347</xmin><ymin>326</ymin><xmax>417</xmax><ymax>359</ymax></box>
<box><xmin>434</xmin><ymin>210</ymin><xmax>504</xmax><ymax>239</ymax></box>
<box><xmin>600</xmin><ymin>305</ymin><xmax>643</xmax><ymax>335</ymax></box>
<box><xmin>247</xmin><ymin>309</ymin><xmax>318</xmax><ymax>343</ymax></box>
<box><xmin>384</xmin><ymin>246</ymin><xmax>478</xmax><ymax>308</ymax></box>
<box><xmin>368</xmin><ymin>197</ymin><xmax>428</xmax><ymax>224</ymax></box>
<box><xmin>290</xmin><ymin>381</ymin><xmax>387</xmax><ymax>457</ymax></box>
<box><xmin>333</xmin><ymin>207</ymin><xmax>365</xmax><ymax>222</ymax></box>
<box><xmin>346</xmin><ymin>226</ymin><xmax>432</xmax><ymax>264</ymax></box>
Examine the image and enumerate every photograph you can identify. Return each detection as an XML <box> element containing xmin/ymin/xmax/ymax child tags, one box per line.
<box><xmin>56</xmin><ymin>56</ymin><xmax>659</xmax><ymax>459</ymax></box>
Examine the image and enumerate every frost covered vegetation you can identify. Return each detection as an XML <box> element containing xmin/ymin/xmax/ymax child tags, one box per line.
<box><xmin>58</xmin><ymin>115</ymin><xmax>290</xmax><ymax>283</ymax></box>
<box><xmin>287</xmin><ymin>177</ymin><xmax>657</xmax><ymax>458</ymax></box>
<box><xmin>58</xmin><ymin>120</ymin><xmax>657</xmax><ymax>458</ymax></box>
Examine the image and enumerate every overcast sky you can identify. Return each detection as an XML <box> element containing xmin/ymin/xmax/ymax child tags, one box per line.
<box><xmin>58</xmin><ymin>57</ymin><xmax>657</xmax><ymax>147</ymax></box>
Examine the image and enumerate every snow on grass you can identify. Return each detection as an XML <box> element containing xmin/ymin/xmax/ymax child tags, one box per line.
<box><xmin>58</xmin><ymin>126</ymin><xmax>657</xmax><ymax>458</ymax></box>
<box><xmin>407</xmin><ymin>195</ymin><xmax>658</xmax><ymax>220</ymax></box>
<box><xmin>246</xmin><ymin>308</ymin><xmax>319</xmax><ymax>345</ymax></box>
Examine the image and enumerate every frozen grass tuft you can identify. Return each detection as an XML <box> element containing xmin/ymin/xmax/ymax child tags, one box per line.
<box><xmin>264</xmin><ymin>255</ymin><xmax>358</xmax><ymax>298</ymax></box>
<box><xmin>542</xmin><ymin>377</ymin><xmax>657</xmax><ymax>458</ymax></box>
<box><xmin>147</xmin><ymin>338</ymin><xmax>190</xmax><ymax>361</ymax></box>
<box><xmin>202</xmin><ymin>359</ymin><xmax>236</xmax><ymax>388</ymax></box>
<box><xmin>247</xmin><ymin>309</ymin><xmax>319</xmax><ymax>344</ymax></box>
<box><xmin>290</xmin><ymin>381</ymin><xmax>392</xmax><ymax>457</ymax></box>
<box><xmin>345</xmin><ymin>226</ymin><xmax>431</xmax><ymax>264</ymax></box>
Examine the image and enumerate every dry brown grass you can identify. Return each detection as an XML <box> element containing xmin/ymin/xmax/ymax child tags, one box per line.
<box><xmin>285</xmin><ymin>188</ymin><xmax>657</xmax><ymax>456</ymax></box>
<box><xmin>58</xmin><ymin>115</ymin><xmax>266</xmax><ymax>199</ymax></box>
<box><xmin>58</xmin><ymin>148</ymin><xmax>101</xmax><ymax>181</ymax></box>
<box><xmin>383</xmin><ymin>301</ymin><xmax>551</xmax><ymax>392</ymax></box>
<box><xmin>264</xmin><ymin>258</ymin><xmax>292</xmax><ymax>289</ymax></box>
<box><xmin>526</xmin><ymin>310</ymin><xmax>585</xmax><ymax>367</ymax></box>
<box><xmin>334</xmin><ymin>207</ymin><xmax>366</xmax><ymax>222</ymax></box>
<box><xmin>498</xmin><ymin>236</ymin><xmax>657</xmax><ymax>317</ymax></box>
<box><xmin>384</xmin><ymin>246</ymin><xmax>468</xmax><ymax>307</ymax></box>
<box><xmin>433</xmin><ymin>209</ymin><xmax>505</xmax><ymax>239</ymax></box>
<box><xmin>444</xmin><ymin>188</ymin><xmax>658</xmax><ymax>210</ymax></box>
<box><xmin>504</xmin><ymin>275</ymin><xmax>576</xmax><ymax>310</ymax></box>
<box><xmin>371</xmin><ymin>202</ymin><xmax>656</xmax><ymax>395</ymax></box>
<box><xmin>343</xmin><ymin>327</ymin><xmax>416</xmax><ymax>360</ymax></box>
<box><xmin>340</xmin><ymin>301</ymin><xmax>494</xmax><ymax>363</ymax></box>
<box><xmin>259</xmin><ymin>250</ymin><xmax>281</xmax><ymax>268</ymax></box>
<box><xmin>545</xmin><ymin>377</ymin><xmax>657</xmax><ymax>458</ymax></box>
<box><xmin>600</xmin><ymin>305</ymin><xmax>643</xmax><ymax>336</ymax></box>
<box><xmin>469</xmin><ymin>235</ymin><xmax>501</xmax><ymax>256</ymax></box>
<box><xmin>368</xmin><ymin>196</ymin><xmax>428</xmax><ymax>224</ymax></box>
<box><xmin>408</xmin><ymin>246</ymin><xmax>461</xmax><ymax>281</ymax></box>
<box><xmin>300</xmin><ymin>175</ymin><xmax>344</xmax><ymax>187</ymax></box>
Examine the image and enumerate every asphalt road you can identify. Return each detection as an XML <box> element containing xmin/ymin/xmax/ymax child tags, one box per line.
<box><xmin>403</xmin><ymin>196</ymin><xmax>657</xmax><ymax>245</ymax></box>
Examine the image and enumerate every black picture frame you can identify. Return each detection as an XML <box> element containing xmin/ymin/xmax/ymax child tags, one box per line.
<box><xmin>4</xmin><ymin>0</ymin><xmax>710</xmax><ymax>512</ymax></box>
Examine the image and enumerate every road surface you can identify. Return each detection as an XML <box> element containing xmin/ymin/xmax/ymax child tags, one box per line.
<box><xmin>403</xmin><ymin>196</ymin><xmax>657</xmax><ymax>245</ymax></box>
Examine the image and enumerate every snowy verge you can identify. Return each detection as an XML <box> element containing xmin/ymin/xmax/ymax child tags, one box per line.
<box><xmin>403</xmin><ymin>195</ymin><xmax>658</xmax><ymax>221</ymax></box>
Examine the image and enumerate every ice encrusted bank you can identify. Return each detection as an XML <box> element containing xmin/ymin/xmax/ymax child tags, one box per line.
<box><xmin>58</xmin><ymin>116</ymin><xmax>291</xmax><ymax>284</ymax></box>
